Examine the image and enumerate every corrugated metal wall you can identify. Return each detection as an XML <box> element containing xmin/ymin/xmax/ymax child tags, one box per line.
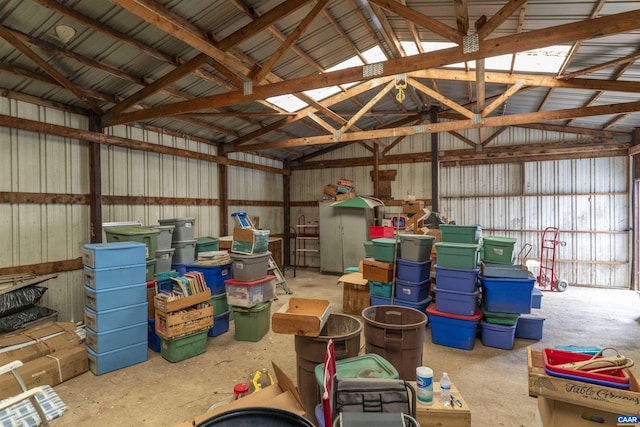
<box><xmin>291</xmin><ymin>127</ymin><xmax>631</xmax><ymax>288</ymax></box>
<box><xmin>0</xmin><ymin>97</ymin><xmax>89</xmax><ymax>322</ymax></box>
<box><xmin>102</xmin><ymin>125</ymin><xmax>221</xmax><ymax>237</ymax></box>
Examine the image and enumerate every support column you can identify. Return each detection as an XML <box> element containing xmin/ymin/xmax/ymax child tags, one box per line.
<box><xmin>283</xmin><ymin>160</ymin><xmax>291</xmax><ymax>267</ymax></box>
<box><xmin>88</xmin><ymin>113</ymin><xmax>102</xmax><ymax>243</ymax></box>
<box><xmin>218</xmin><ymin>145</ymin><xmax>228</xmax><ymax>236</ymax></box>
<box><xmin>632</xmin><ymin>128</ymin><xmax>639</xmax><ymax>290</ymax></box>
<box><xmin>430</xmin><ymin>107</ymin><xmax>440</xmax><ymax>213</ymax></box>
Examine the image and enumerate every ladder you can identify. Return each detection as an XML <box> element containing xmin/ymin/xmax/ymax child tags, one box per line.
<box><xmin>231</xmin><ymin>212</ymin><xmax>292</xmax><ymax>295</ymax></box>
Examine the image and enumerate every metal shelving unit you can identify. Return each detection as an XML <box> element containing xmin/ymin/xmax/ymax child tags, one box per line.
<box><xmin>296</xmin><ymin>215</ymin><xmax>319</xmax><ymax>269</ymax></box>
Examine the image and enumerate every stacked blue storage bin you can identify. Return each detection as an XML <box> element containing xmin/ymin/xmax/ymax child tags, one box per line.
<box><xmin>389</xmin><ymin>235</ymin><xmax>432</xmax><ymax>313</ymax></box>
<box><xmin>82</xmin><ymin>242</ymin><xmax>148</xmax><ymax>375</ymax></box>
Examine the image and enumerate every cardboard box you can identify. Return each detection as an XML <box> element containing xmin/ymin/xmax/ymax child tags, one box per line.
<box><xmin>232</xmin><ymin>227</ymin><xmax>270</xmax><ymax>255</ymax></box>
<box><xmin>324</xmin><ymin>184</ymin><xmax>338</xmax><ymax>196</ymax></box>
<box><xmin>426</xmin><ymin>228</ymin><xmax>441</xmax><ymax>255</ymax></box>
<box><xmin>339</xmin><ymin>272</ymin><xmax>370</xmax><ymax>315</ymax></box>
<box><xmin>536</xmin><ymin>396</ymin><xmax>620</xmax><ymax>427</ymax></box>
<box><xmin>0</xmin><ymin>321</ymin><xmax>80</xmax><ymax>366</ymax></box>
<box><xmin>528</xmin><ymin>347</ymin><xmax>640</xmax><ymax>415</ymax></box>
<box><xmin>336</xmin><ymin>191</ymin><xmax>355</xmax><ymax>201</ymax></box>
<box><xmin>147</xmin><ymin>286</ymin><xmax>156</xmax><ymax>319</ymax></box>
<box><xmin>155</xmin><ymin>303</ymin><xmax>213</xmax><ymax>339</ymax></box>
<box><xmin>272</xmin><ymin>298</ymin><xmax>331</xmax><ymax>337</ymax></box>
<box><xmin>403</xmin><ymin>201</ymin><xmax>425</xmax><ymax>214</ymax></box>
<box><xmin>410</xmin><ymin>381</ymin><xmax>471</xmax><ymax>427</ymax></box>
<box><xmin>362</xmin><ymin>258</ymin><xmax>394</xmax><ymax>283</ymax></box>
<box><xmin>0</xmin><ymin>345</ymin><xmax>88</xmax><ymax>400</ymax></box>
<box><xmin>337</xmin><ymin>178</ymin><xmax>353</xmax><ymax>187</ymax></box>
<box><xmin>154</xmin><ymin>288</ymin><xmax>211</xmax><ymax>312</ymax></box>
<box><xmin>180</xmin><ymin>361</ymin><xmax>305</xmax><ymax>426</ymax></box>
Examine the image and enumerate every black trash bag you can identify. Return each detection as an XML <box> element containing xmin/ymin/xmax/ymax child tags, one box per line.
<box><xmin>0</xmin><ymin>285</ymin><xmax>48</xmax><ymax>317</ymax></box>
<box><xmin>0</xmin><ymin>306</ymin><xmax>56</xmax><ymax>333</ymax></box>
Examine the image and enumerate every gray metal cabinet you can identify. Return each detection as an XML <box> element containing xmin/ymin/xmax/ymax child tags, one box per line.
<box><xmin>319</xmin><ymin>202</ymin><xmax>374</xmax><ymax>274</ymax></box>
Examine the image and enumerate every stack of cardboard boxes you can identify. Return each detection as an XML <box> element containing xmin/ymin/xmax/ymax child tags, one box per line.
<box><xmin>323</xmin><ymin>178</ymin><xmax>355</xmax><ymax>201</ymax></box>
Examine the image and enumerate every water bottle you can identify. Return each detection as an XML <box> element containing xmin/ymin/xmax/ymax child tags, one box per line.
<box><xmin>440</xmin><ymin>372</ymin><xmax>451</xmax><ymax>406</ymax></box>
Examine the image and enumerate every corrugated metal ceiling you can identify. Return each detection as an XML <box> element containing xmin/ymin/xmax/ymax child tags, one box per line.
<box><xmin>0</xmin><ymin>0</ymin><xmax>639</xmax><ymax>161</ymax></box>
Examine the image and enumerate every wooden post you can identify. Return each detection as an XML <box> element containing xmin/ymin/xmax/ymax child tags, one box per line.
<box><xmin>88</xmin><ymin>113</ymin><xmax>102</xmax><ymax>243</ymax></box>
<box><xmin>218</xmin><ymin>144</ymin><xmax>228</xmax><ymax>236</ymax></box>
<box><xmin>431</xmin><ymin>107</ymin><xmax>440</xmax><ymax>213</ymax></box>
<box><xmin>632</xmin><ymin>128</ymin><xmax>639</xmax><ymax>290</ymax></box>
<box><xmin>373</xmin><ymin>145</ymin><xmax>380</xmax><ymax>225</ymax></box>
<box><xmin>283</xmin><ymin>160</ymin><xmax>291</xmax><ymax>267</ymax></box>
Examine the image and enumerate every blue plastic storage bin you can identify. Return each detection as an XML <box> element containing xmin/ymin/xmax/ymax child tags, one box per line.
<box><xmin>82</xmin><ymin>242</ymin><xmax>146</xmax><ymax>269</ymax></box>
<box><xmin>85</xmin><ymin>322</ymin><xmax>147</xmax><ymax>353</ymax></box>
<box><xmin>515</xmin><ymin>315</ymin><xmax>545</xmax><ymax>340</ymax></box>
<box><xmin>148</xmin><ymin>319</ymin><xmax>161</xmax><ymax>352</ymax></box>
<box><xmin>426</xmin><ymin>304</ymin><xmax>481</xmax><ymax>350</ymax></box>
<box><xmin>393</xmin><ymin>296</ymin><xmax>432</xmax><ymax>313</ymax></box>
<box><xmin>84</xmin><ymin>283</ymin><xmax>146</xmax><ymax>312</ymax></box>
<box><xmin>172</xmin><ymin>262</ymin><xmax>189</xmax><ymax>275</ymax></box>
<box><xmin>434</xmin><ymin>265</ymin><xmax>479</xmax><ymax>293</ymax></box>
<box><xmin>433</xmin><ymin>286</ymin><xmax>479</xmax><ymax>316</ymax></box>
<box><xmin>185</xmin><ymin>263</ymin><xmax>232</xmax><ymax>294</ymax></box>
<box><xmin>396</xmin><ymin>259</ymin><xmax>431</xmax><ymax>282</ymax></box>
<box><xmin>208</xmin><ymin>310</ymin><xmax>231</xmax><ymax>337</ymax></box>
<box><xmin>479</xmin><ymin>321</ymin><xmax>516</xmax><ymax>350</ymax></box>
<box><xmin>369</xmin><ymin>281</ymin><xmax>393</xmax><ymax>298</ymax></box>
<box><xmin>395</xmin><ymin>278</ymin><xmax>430</xmax><ymax>303</ymax></box>
<box><xmin>84</xmin><ymin>302</ymin><xmax>148</xmax><ymax>332</ymax></box>
<box><xmin>84</xmin><ymin>263</ymin><xmax>147</xmax><ymax>290</ymax></box>
<box><xmin>479</xmin><ymin>275</ymin><xmax>536</xmax><ymax>314</ymax></box>
<box><xmin>370</xmin><ymin>294</ymin><xmax>390</xmax><ymax>306</ymax></box>
<box><xmin>87</xmin><ymin>341</ymin><xmax>148</xmax><ymax>375</ymax></box>
<box><xmin>531</xmin><ymin>287</ymin><xmax>543</xmax><ymax>309</ymax></box>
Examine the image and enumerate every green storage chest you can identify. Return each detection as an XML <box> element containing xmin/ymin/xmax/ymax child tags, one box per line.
<box><xmin>196</xmin><ymin>236</ymin><xmax>219</xmax><ymax>254</ymax></box>
<box><xmin>232</xmin><ymin>300</ymin><xmax>272</xmax><ymax>342</ymax></box>
<box><xmin>210</xmin><ymin>292</ymin><xmax>229</xmax><ymax>315</ymax></box>
<box><xmin>434</xmin><ymin>242</ymin><xmax>480</xmax><ymax>269</ymax></box>
<box><xmin>371</xmin><ymin>238</ymin><xmax>399</xmax><ymax>263</ymax></box>
<box><xmin>482</xmin><ymin>236</ymin><xmax>517</xmax><ymax>265</ymax></box>
<box><xmin>439</xmin><ymin>224</ymin><xmax>481</xmax><ymax>244</ymax></box>
<box><xmin>105</xmin><ymin>225</ymin><xmax>159</xmax><ymax>261</ymax></box>
<box><xmin>160</xmin><ymin>330</ymin><xmax>208</xmax><ymax>362</ymax></box>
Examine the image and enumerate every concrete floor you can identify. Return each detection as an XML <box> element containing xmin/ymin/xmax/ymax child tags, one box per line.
<box><xmin>50</xmin><ymin>269</ymin><xmax>640</xmax><ymax>427</ymax></box>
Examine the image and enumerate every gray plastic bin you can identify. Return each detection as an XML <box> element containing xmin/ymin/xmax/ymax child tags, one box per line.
<box><xmin>158</xmin><ymin>218</ymin><xmax>196</xmax><ymax>241</ymax></box>
<box><xmin>230</xmin><ymin>251</ymin><xmax>271</xmax><ymax>282</ymax></box>
<box><xmin>171</xmin><ymin>240</ymin><xmax>196</xmax><ymax>264</ymax></box>
<box><xmin>399</xmin><ymin>234</ymin><xmax>435</xmax><ymax>262</ymax></box>
<box><xmin>155</xmin><ymin>248</ymin><xmax>175</xmax><ymax>273</ymax></box>
<box><xmin>154</xmin><ymin>225</ymin><xmax>175</xmax><ymax>250</ymax></box>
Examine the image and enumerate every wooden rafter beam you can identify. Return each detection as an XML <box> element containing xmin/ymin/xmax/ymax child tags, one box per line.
<box><xmin>517</xmin><ymin>123</ymin><xmax>628</xmax><ymax>138</ymax></box>
<box><xmin>104</xmin><ymin>9</ymin><xmax>640</xmax><ymax>127</ymax></box>
<box><xmin>251</xmin><ymin>0</ymin><xmax>329</xmax><ymax>82</ymax></box>
<box><xmin>482</xmin><ymin>80</ymin><xmax>525</xmax><ymax>117</ymax></box>
<box><xmin>368</xmin><ymin>0</ymin><xmax>463</xmax><ymax>44</ymax></box>
<box><xmin>408</xmin><ymin>77</ymin><xmax>474</xmax><ymax>119</ymax></box>
<box><xmin>454</xmin><ymin>0</ymin><xmax>469</xmax><ymax>35</ymax></box>
<box><xmin>603</xmin><ymin>114</ymin><xmax>629</xmax><ymax>129</ymax></box>
<box><xmin>481</xmin><ymin>126</ymin><xmax>508</xmax><ymax>147</ymax></box>
<box><xmin>382</xmin><ymin>118</ymin><xmax>423</xmax><ymax>154</ymax></box>
<box><xmin>476</xmin><ymin>0</ymin><xmax>528</xmax><ymax>40</ymax></box>
<box><xmin>509</xmin><ymin>4</ymin><xmax>527</xmax><ymax>73</ymax></box>
<box><xmin>448</xmin><ymin>131</ymin><xmax>477</xmax><ymax>148</ymax></box>
<box><xmin>306</xmin><ymin>112</ymin><xmax>337</xmax><ymax>135</ymax></box>
<box><xmin>340</xmin><ymin>81</ymin><xmax>396</xmax><ymax>133</ymax></box>
<box><xmin>233</xmin><ymin>100</ymin><xmax>640</xmax><ymax>152</ymax></box>
<box><xmin>110</xmin><ymin>54</ymin><xmax>208</xmax><ymax>114</ymax></box>
<box><xmin>369</xmin><ymin>3</ymin><xmax>404</xmax><ymax>57</ymax></box>
<box><xmin>0</xmin><ymin>25</ymin><xmax>102</xmax><ymax>114</ymax></box>
<box><xmin>559</xmin><ymin>48</ymin><xmax>640</xmax><ymax>81</ymax></box>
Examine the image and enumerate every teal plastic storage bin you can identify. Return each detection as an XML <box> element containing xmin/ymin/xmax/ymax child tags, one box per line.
<box><xmin>314</xmin><ymin>354</ymin><xmax>399</xmax><ymax>391</ymax></box>
<box><xmin>196</xmin><ymin>236</ymin><xmax>219</xmax><ymax>253</ymax></box>
<box><xmin>434</xmin><ymin>243</ymin><xmax>480</xmax><ymax>269</ymax></box>
<box><xmin>369</xmin><ymin>281</ymin><xmax>393</xmax><ymax>297</ymax></box>
<box><xmin>371</xmin><ymin>238</ymin><xmax>398</xmax><ymax>263</ymax></box>
<box><xmin>482</xmin><ymin>236</ymin><xmax>517</xmax><ymax>264</ymax></box>
<box><xmin>439</xmin><ymin>224</ymin><xmax>481</xmax><ymax>244</ymax></box>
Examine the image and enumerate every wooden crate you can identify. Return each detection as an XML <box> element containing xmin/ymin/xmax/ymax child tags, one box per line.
<box><xmin>362</xmin><ymin>258</ymin><xmax>394</xmax><ymax>283</ymax></box>
<box><xmin>271</xmin><ymin>298</ymin><xmax>330</xmax><ymax>337</ymax></box>
<box><xmin>339</xmin><ymin>272</ymin><xmax>370</xmax><ymax>315</ymax></box>
<box><xmin>155</xmin><ymin>303</ymin><xmax>213</xmax><ymax>340</ymax></box>
<box><xmin>528</xmin><ymin>347</ymin><xmax>640</xmax><ymax>415</ymax></box>
<box><xmin>410</xmin><ymin>381</ymin><xmax>471</xmax><ymax>427</ymax></box>
<box><xmin>154</xmin><ymin>288</ymin><xmax>211</xmax><ymax>312</ymax></box>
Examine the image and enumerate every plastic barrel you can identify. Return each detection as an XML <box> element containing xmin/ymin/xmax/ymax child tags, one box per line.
<box><xmin>294</xmin><ymin>313</ymin><xmax>362</xmax><ymax>426</ymax></box>
<box><xmin>361</xmin><ymin>305</ymin><xmax>427</xmax><ymax>380</ymax></box>
<box><xmin>195</xmin><ymin>407</ymin><xmax>314</xmax><ymax>427</ymax></box>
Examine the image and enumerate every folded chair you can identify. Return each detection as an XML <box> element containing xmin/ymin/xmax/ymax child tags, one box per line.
<box><xmin>331</xmin><ymin>377</ymin><xmax>420</xmax><ymax>427</ymax></box>
<box><xmin>0</xmin><ymin>361</ymin><xmax>67</xmax><ymax>427</ymax></box>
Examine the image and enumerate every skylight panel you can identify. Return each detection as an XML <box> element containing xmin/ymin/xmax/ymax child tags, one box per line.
<box><xmin>362</xmin><ymin>45</ymin><xmax>387</xmax><ymax>63</ymax></box>
<box><xmin>513</xmin><ymin>45</ymin><xmax>571</xmax><ymax>73</ymax></box>
<box><xmin>265</xmin><ymin>94</ymin><xmax>308</xmax><ymax>113</ymax></box>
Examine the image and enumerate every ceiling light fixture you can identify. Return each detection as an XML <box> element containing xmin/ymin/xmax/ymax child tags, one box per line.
<box><xmin>54</xmin><ymin>25</ymin><xmax>76</xmax><ymax>44</ymax></box>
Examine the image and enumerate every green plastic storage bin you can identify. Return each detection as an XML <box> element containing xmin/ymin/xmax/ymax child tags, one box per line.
<box><xmin>105</xmin><ymin>225</ymin><xmax>159</xmax><ymax>261</ymax></box>
<box><xmin>145</xmin><ymin>258</ymin><xmax>156</xmax><ymax>282</ymax></box>
<box><xmin>210</xmin><ymin>292</ymin><xmax>229</xmax><ymax>315</ymax></box>
<box><xmin>160</xmin><ymin>330</ymin><xmax>208</xmax><ymax>362</ymax></box>
<box><xmin>313</xmin><ymin>353</ymin><xmax>399</xmax><ymax>391</ymax></box>
<box><xmin>232</xmin><ymin>301</ymin><xmax>272</xmax><ymax>342</ymax></box>
<box><xmin>434</xmin><ymin>242</ymin><xmax>480</xmax><ymax>269</ymax></box>
<box><xmin>371</xmin><ymin>238</ymin><xmax>399</xmax><ymax>263</ymax></box>
<box><xmin>369</xmin><ymin>280</ymin><xmax>393</xmax><ymax>297</ymax></box>
<box><xmin>439</xmin><ymin>224</ymin><xmax>481</xmax><ymax>244</ymax></box>
<box><xmin>481</xmin><ymin>305</ymin><xmax>520</xmax><ymax>326</ymax></box>
<box><xmin>196</xmin><ymin>236</ymin><xmax>219</xmax><ymax>254</ymax></box>
<box><xmin>363</xmin><ymin>241</ymin><xmax>374</xmax><ymax>258</ymax></box>
<box><xmin>482</xmin><ymin>236</ymin><xmax>517</xmax><ymax>264</ymax></box>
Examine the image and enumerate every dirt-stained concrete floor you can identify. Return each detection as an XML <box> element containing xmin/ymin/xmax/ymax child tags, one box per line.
<box><xmin>49</xmin><ymin>269</ymin><xmax>640</xmax><ymax>427</ymax></box>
